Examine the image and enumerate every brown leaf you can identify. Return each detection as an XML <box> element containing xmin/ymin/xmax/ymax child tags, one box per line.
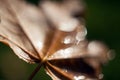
<box><xmin>0</xmin><ymin>0</ymin><xmax>111</xmax><ymax>80</ymax></box>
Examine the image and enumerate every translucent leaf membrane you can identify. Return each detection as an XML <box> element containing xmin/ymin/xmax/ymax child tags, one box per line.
<box><xmin>45</xmin><ymin>42</ymin><xmax>109</xmax><ymax>80</ymax></box>
<box><xmin>0</xmin><ymin>0</ymin><xmax>45</xmax><ymax>62</ymax></box>
<box><xmin>0</xmin><ymin>0</ymin><xmax>54</xmax><ymax>62</ymax></box>
<box><xmin>45</xmin><ymin>29</ymin><xmax>109</xmax><ymax>80</ymax></box>
<box><xmin>45</xmin><ymin>26</ymin><xmax>87</xmax><ymax>60</ymax></box>
<box><xmin>46</xmin><ymin>59</ymin><xmax>104</xmax><ymax>80</ymax></box>
<box><xmin>41</xmin><ymin>0</ymin><xmax>86</xmax><ymax>32</ymax></box>
<box><xmin>46</xmin><ymin>58</ymin><xmax>101</xmax><ymax>80</ymax></box>
<box><xmin>4</xmin><ymin>0</ymin><xmax>55</xmax><ymax>59</ymax></box>
<box><xmin>0</xmin><ymin>16</ymin><xmax>39</xmax><ymax>63</ymax></box>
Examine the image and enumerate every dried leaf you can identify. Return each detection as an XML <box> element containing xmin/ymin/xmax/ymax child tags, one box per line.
<box><xmin>0</xmin><ymin>0</ymin><xmax>111</xmax><ymax>80</ymax></box>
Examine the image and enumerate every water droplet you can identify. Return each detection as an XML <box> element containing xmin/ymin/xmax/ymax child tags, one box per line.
<box><xmin>74</xmin><ymin>75</ymin><xmax>85</xmax><ymax>80</ymax></box>
<box><xmin>63</xmin><ymin>36</ymin><xmax>73</xmax><ymax>44</ymax></box>
<box><xmin>99</xmin><ymin>73</ymin><xmax>104</xmax><ymax>79</ymax></box>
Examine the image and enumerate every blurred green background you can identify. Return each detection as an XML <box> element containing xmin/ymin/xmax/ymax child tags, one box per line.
<box><xmin>0</xmin><ymin>0</ymin><xmax>120</xmax><ymax>80</ymax></box>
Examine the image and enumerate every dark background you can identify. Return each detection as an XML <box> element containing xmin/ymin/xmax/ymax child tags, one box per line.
<box><xmin>86</xmin><ymin>0</ymin><xmax>120</xmax><ymax>80</ymax></box>
<box><xmin>0</xmin><ymin>0</ymin><xmax>120</xmax><ymax>80</ymax></box>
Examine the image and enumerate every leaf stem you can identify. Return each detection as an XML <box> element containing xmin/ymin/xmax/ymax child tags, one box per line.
<box><xmin>28</xmin><ymin>63</ymin><xmax>43</xmax><ymax>80</ymax></box>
